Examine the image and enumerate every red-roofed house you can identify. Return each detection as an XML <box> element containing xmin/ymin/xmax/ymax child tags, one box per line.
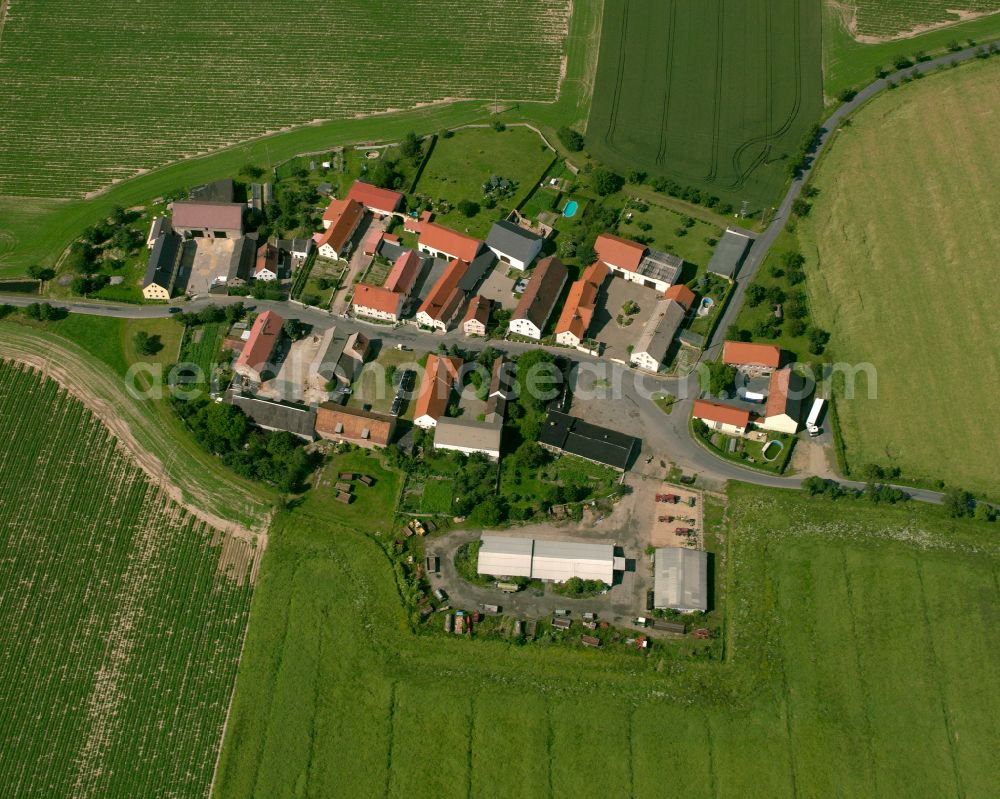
<box><xmin>363</xmin><ymin>227</ymin><xmax>385</xmax><ymax>256</ymax></box>
<box><xmin>350</xmin><ymin>284</ymin><xmax>405</xmax><ymax>322</ymax></box>
<box><xmin>234</xmin><ymin>310</ymin><xmax>283</xmax><ymax>383</ymax></box>
<box><xmin>555</xmin><ymin>261</ymin><xmax>608</xmax><ymax>348</ymax></box>
<box><xmin>462</xmin><ymin>295</ymin><xmax>493</xmax><ymax>337</ymax></box>
<box><xmin>405</xmin><ymin>210</ymin><xmax>433</xmax><ymax>235</ymax></box>
<box><xmin>254</xmin><ymin>243</ymin><xmax>279</xmax><ymax>282</ymax></box>
<box><xmin>664</xmin><ymin>283</ymin><xmax>696</xmax><ymax>311</ymax></box>
<box><xmin>722</xmin><ymin>341</ymin><xmax>783</xmax><ymax>372</ymax></box>
<box><xmin>413</xmin><ymin>354</ymin><xmax>464</xmax><ymax>429</ymax></box>
<box><xmin>692</xmin><ymin>399</ymin><xmax>751</xmax><ymax>436</ymax></box>
<box><xmin>318</xmin><ymin>198</ymin><xmax>365</xmax><ymax>259</ymax></box>
<box><xmin>384</xmin><ymin>250</ymin><xmax>422</xmax><ymax>295</ymax></box>
<box><xmin>758</xmin><ymin>367</ymin><xmax>807</xmax><ymax>435</ymax></box>
<box><xmin>345</xmin><ymin>180</ymin><xmax>403</xmax><ymax>218</ymax></box>
<box><xmin>418</xmin><ymin>222</ymin><xmax>483</xmax><ymax>262</ymax></box>
<box><xmin>416</xmin><ymin>258</ymin><xmax>469</xmax><ymax>332</ymax></box>
<box><xmin>595</xmin><ymin>232</ymin><xmax>646</xmax><ymax>272</ymax></box>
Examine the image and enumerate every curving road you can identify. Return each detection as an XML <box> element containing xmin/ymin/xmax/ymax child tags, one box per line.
<box><xmin>5</xmin><ymin>42</ymin><xmax>991</xmax><ymax>505</ymax></box>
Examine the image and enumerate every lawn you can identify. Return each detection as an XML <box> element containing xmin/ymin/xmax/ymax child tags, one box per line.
<box><xmin>215</xmin><ymin>476</ymin><xmax>1000</xmax><ymax>797</ymax></box>
<box><xmin>587</xmin><ymin>0</ymin><xmax>823</xmax><ymax>214</ymax></box>
<box><xmin>616</xmin><ymin>198</ymin><xmax>722</xmax><ymax>272</ymax></box>
<box><xmin>0</xmin><ymin>361</ymin><xmax>253</xmax><ymax>797</ymax></box>
<box><xmin>411</xmin><ymin>126</ymin><xmax>557</xmax><ymax>238</ymax></box>
<box><xmin>799</xmin><ymin>58</ymin><xmax>1000</xmax><ymax>495</ymax></box>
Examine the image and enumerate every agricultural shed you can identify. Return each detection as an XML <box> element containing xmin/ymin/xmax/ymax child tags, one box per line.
<box><xmin>654</xmin><ymin>547</ymin><xmax>708</xmax><ymax>612</ymax></box>
<box><xmin>224</xmin><ymin>391</ymin><xmax>317</xmax><ymax>441</ymax></box>
<box><xmin>707</xmin><ymin>229</ymin><xmax>753</xmax><ymax>280</ymax></box>
<box><xmin>477</xmin><ymin>535</ymin><xmax>534</xmax><ymax>578</ymax></box>
<box><xmin>433</xmin><ymin>416</ymin><xmax>503</xmax><ymax>460</ymax></box>
<box><xmin>477</xmin><ymin>535</ymin><xmax>619</xmax><ymax>584</ymax></box>
<box><xmin>172</xmin><ymin>201</ymin><xmax>244</xmax><ymax>239</ymax></box>
<box><xmin>142</xmin><ymin>231</ymin><xmax>181</xmax><ymax>300</ymax></box>
<box><xmin>537</xmin><ymin>411</ymin><xmax>639</xmax><ymax>471</ymax></box>
<box><xmin>486</xmin><ymin>219</ymin><xmax>544</xmax><ymax>270</ymax></box>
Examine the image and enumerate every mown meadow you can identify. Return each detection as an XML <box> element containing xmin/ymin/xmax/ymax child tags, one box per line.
<box><xmin>0</xmin><ymin>360</ymin><xmax>254</xmax><ymax>797</ymax></box>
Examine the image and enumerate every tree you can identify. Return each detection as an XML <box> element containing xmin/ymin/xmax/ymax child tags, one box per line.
<box><xmin>807</xmin><ymin>326</ymin><xmax>830</xmax><ymax>355</ymax></box>
<box><xmin>492</xmin><ymin>119</ymin><xmax>506</xmax><ymax>132</ymax></box>
<box><xmin>400</xmin><ymin>131</ymin><xmax>422</xmax><ymax>160</ymax></box>
<box><xmin>627</xmin><ymin>170</ymin><xmax>647</xmax><ymax>185</ymax></box>
<box><xmin>224</xmin><ymin>302</ymin><xmax>247</xmax><ymax>325</ymax></box>
<box><xmin>457</xmin><ymin>199</ymin><xmax>480</xmax><ymax>218</ymax></box>
<box><xmin>133</xmin><ymin>330</ymin><xmax>162</xmax><ymax>356</ymax></box>
<box><xmin>974</xmin><ymin>501</ymin><xmax>994</xmax><ymax>522</ymax></box>
<box><xmin>513</xmin><ymin>440</ymin><xmax>549</xmax><ymax>470</ymax></box>
<box><xmin>282</xmin><ymin>318</ymin><xmax>308</xmax><ymax>341</ymax></box>
<box><xmin>24</xmin><ymin>302</ymin><xmax>65</xmax><ymax>321</ymax></box>
<box><xmin>557</xmin><ymin>126</ymin><xmax>585</xmax><ymax>152</ymax></box>
<box><xmin>705</xmin><ymin>361</ymin><xmax>736</xmax><ymax>396</ymax></box>
<box><xmin>65</xmin><ymin>241</ymin><xmax>95</xmax><ymax>273</ymax></box>
<box><xmin>803</xmin><ymin>475</ymin><xmax>828</xmax><ymax>495</ymax></box>
<box><xmin>366</xmin><ymin>158</ymin><xmax>402</xmax><ymax>189</ymax></box>
<box><xmin>943</xmin><ymin>487</ymin><xmax>973</xmax><ymax>518</ymax></box>
<box><xmin>591</xmin><ymin>168</ymin><xmax>624</xmax><ymax>196</ymax></box>
<box><xmin>746</xmin><ymin>283</ymin><xmax>767</xmax><ymax>307</ymax></box>
<box><xmin>27</xmin><ymin>265</ymin><xmax>55</xmax><ymax>281</ymax></box>
<box><xmin>791</xmin><ymin>198</ymin><xmax>812</xmax><ymax>217</ymax></box>
<box><xmin>240</xmin><ymin>163</ymin><xmax>265</xmax><ymax>179</ymax></box>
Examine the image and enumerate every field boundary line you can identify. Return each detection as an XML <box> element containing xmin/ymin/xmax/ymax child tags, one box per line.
<box><xmin>705</xmin><ymin>0</ymin><xmax>726</xmax><ymax>182</ymax></box>
<box><xmin>0</xmin><ymin>0</ymin><xmax>10</xmax><ymax>53</ymax></box>
<box><xmin>654</xmin><ymin>0</ymin><xmax>678</xmax><ymax>166</ymax></box>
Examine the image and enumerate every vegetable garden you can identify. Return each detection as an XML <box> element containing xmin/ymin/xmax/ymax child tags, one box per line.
<box><xmin>0</xmin><ymin>360</ymin><xmax>253</xmax><ymax>797</ymax></box>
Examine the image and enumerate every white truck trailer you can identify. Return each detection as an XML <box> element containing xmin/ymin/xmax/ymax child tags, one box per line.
<box><xmin>806</xmin><ymin>398</ymin><xmax>826</xmax><ymax>436</ymax></box>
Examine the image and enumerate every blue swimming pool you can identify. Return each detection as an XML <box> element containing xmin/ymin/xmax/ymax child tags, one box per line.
<box><xmin>562</xmin><ymin>200</ymin><xmax>579</xmax><ymax>218</ymax></box>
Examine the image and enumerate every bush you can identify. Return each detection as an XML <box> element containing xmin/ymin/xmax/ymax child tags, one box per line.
<box><xmin>807</xmin><ymin>326</ymin><xmax>830</xmax><ymax>355</ymax></box>
<box><xmin>557</xmin><ymin>126</ymin><xmax>585</xmax><ymax>152</ymax></box>
<box><xmin>457</xmin><ymin>199</ymin><xmax>480</xmax><ymax>218</ymax></box>
<box><xmin>591</xmin><ymin>168</ymin><xmax>624</xmax><ymax>196</ymax></box>
<box><xmin>133</xmin><ymin>330</ymin><xmax>163</xmax><ymax>356</ymax></box>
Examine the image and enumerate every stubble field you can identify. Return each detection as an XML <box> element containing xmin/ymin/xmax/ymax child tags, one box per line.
<box><xmin>0</xmin><ymin>360</ymin><xmax>254</xmax><ymax>797</ymax></box>
<box><xmin>0</xmin><ymin>0</ymin><xmax>572</xmax><ymax>198</ymax></box>
<box><xmin>801</xmin><ymin>59</ymin><xmax>1000</xmax><ymax>495</ymax></box>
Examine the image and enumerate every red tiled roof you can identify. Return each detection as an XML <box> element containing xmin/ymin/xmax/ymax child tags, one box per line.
<box><xmin>414</xmin><ymin>354</ymin><xmax>463</xmax><ymax>423</ymax></box>
<box><xmin>595</xmin><ymin>232</ymin><xmax>646</xmax><ymax>272</ymax></box>
<box><xmin>419</xmin><ymin>222</ymin><xmax>482</xmax><ymax>262</ymax></box>
<box><xmin>722</xmin><ymin>341</ymin><xmax>783</xmax><ymax>368</ymax></box>
<box><xmin>555</xmin><ymin>261</ymin><xmax>607</xmax><ymax>341</ymax></box>
<box><xmin>418</xmin><ymin>258</ymin><xmax>468</xmax><ymax>323</ymax></box>
<box><xmin>345</xmin><ymin>180</ymin><xmax>403</xmax><ymax>214</ymax></box>
<box><xmin>315</xmin><ymin>404</ymin><xmax>395</xmax><ymax>446</ymax></box>
<box><xmin>384</xmin><ymin>250</ymin><xmax>422</xmax><ymax>295</ymax></box>
<box><xmin>351</xmin><ymin>283</ymin><xmax>404</xmax><ymax>316</ymax></box>
<box><xmin>664</xmin><ymin>283</ymin><xmax>695</xmax><ymax>311</ymax></box>
<box><xmin>319</xmin><ymin>198</ymin><xmax>365</xmax><ymax>255</ymax></box>
<box><xmin>462</xmin><ymin>295</ymin><xmax>492</xmax><ymax>328</ymax></box>
<box><xmin>693</xmin><ymin>399</ymin><xmax>751</xmax><ymax>428</ymax></box>
<box><xmin>172</xmin><ymin>201</ymin><xmax>244</xmax><ymax>232</ymax></box>
<box><xmin>235</xmin><ymin>310</ymin><xmax>283</xmax><ymax>373</ymax></box>
<box><xmin>766</xmin><ymin>367</ymin><xmax>793</xmax><ymax>417</ymax></box>
<box><xmin>254</xmin><ymin>243</ymin><xmax>278</xmax><ymax>276</ymax></box>
<box><xmin>512</xmin><ymin>256</ymin><xmax>569</xmax><ymax>329</ymax></box>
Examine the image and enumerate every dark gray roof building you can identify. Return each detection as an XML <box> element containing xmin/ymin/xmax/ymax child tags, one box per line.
<box><xmin>458</xmin><ymin>249</ymin><xmax>497</xmax><ymax>293</ymax></box>
<box><xmin>486</xmin><ymin>220</ymin><xmax>544</xmax><ymax>268</ymax></box>
<box><xmin>225</xmin><ymin>391</ymin><xmax>317</xmax><ymax>440</ymax></box>
<box><xmin>537</xmin><ymin>411</ymin><xmax>639</xmax><ymax>471</ymax></box>
<box><xmin>707</xmin><ymin>229</ymin><xmax>753</xmax><ymax>280</ymax></box>
<box><xmin>189</xmin><ymin>178</ymin><xmax>235</xmax><ymax>204</ymax></box>
<box><xmin>143</xmin><ymin>231</ymin><xmax>182</xmax><ymax>291</ymax></box>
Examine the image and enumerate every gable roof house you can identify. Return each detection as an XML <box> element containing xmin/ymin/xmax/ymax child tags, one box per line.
<box><xmin>142</xmin><ymin>230</ymin><xmax>182</xmax><ymax>300</ymax></box>
<box><xmin>418</xmin><ymin>222</ymin><xmax>483</xmax><ymax>262</ymax></box>
<box><xmin>692</xmin><ymin>399</ymin><xmax>751</xmax><ymax>437</ymax></box>
<box><xmin>350</xmin><ymin>283</ymin><xmax>405</xmax><ymax>322</ymax></box>
<box><xmin>146</xmin><ymin>215</ymin><xmax>172</xmax><ymax>249</ymax></box>
<box><xmin>416</xmin><ymin>258</ymin><xmax>469</xmax><ymax>332</ymax></box>
<box><xmin>234</xmin><ymin>310</ymin><xmax>284</xmax><ymax>384</ymax></box>
<box><xmin>629</xmin><ymin>296</ymin><xmax>687</xmax><ymax>373</ymax></box>
<box><xmin>554</xmin><ymin>261</ymin><xmax>608</xmax><ymax>348</ymax></box>
<box><xmin>486</xmin><ymin>219</ymin><xmax>544</xmax><ymax>271</ymax></box>
<box><xmin>254</xmin><ymin>242</ymin><xmax>279</xmax><ymax>282</ymax></box>
<box><xmin>508</xmin><ymin>256</ymin><xmax>568</xmax><ymax>340</ymax></box>
<box><xmin>413</xmin><ymin>354</ymin><xmax>463</xmax><ymax>429</ymax></box>
<box><xmin>707</xmin><ymin>228</ymin><xmax>753</xmax><ymax>280</ymax></box>
<box><xmin>461</xmin><ymin>294</ymin><xmax>493</xmax><ymax>337</ymax></box>
<box><xmin>318</xmin><ymin>198</ymin><xmax>365</xmax><ymax>260</ymax></box>
<box><xmin>486</xmin><ymin>355</ymin><xmax>515</xmax><ymax>421</ymax></box>
<box><xmin>756</xmin><ymin>367</ymin><xmax>807</xmax><ymax>435</ymax></box>
<box><xmin>383</xmin><ymin>249</ymin><xmax>423</xmax><ymax>296</ymax></box>
<box><xmin>171</xmin><ymin>201</ymin><xmax>244</xmax><ymax>239</ymax></box>
<box><xmin>664</xmin><ymin>283</ymin><xmax>696</xmax><ymax>310</ymax></box>
<box><xmin>308</xmin><ymin>327</ymin><xmax>370</xmax><ymax>389</ymax></box>
<box><xmin>433</xmin><ymin>416</ymin><xmax>503</xmax><ymax>460</ymax></box>
<box><xmin>345</xmin><ymin>180</ymin><xmax>404</xmax><ymax>218</ymax></box>
<box><xmin>594</xmin><ymin>232</ymin><xmax>681</xmax><ymax>292</ymax></box>
<box><xmin>315</xmin><ymin>404</ymin><xmax>396</xmax><ymax>448</ymax></box>
<box><xmin>722</xmin><ymin>341</ymin><xmax>783</xmax><ymax>374</ymax></box>
<box><xmin>224</xmin><ymin>391</ymin><xmax>317</xmax><ymax>441</ymax></box>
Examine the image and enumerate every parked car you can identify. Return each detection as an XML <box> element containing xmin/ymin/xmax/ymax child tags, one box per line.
<box><xmin>433</xmin><ymin>588</ymin><xmax>448</xmax><ymax>602</ymax></box>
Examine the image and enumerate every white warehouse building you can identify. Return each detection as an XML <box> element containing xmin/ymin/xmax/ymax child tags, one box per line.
<box><xmin>477</xmin><ymin>535</ymin><xmax>622</xmax><ymax>585</ymax></box>
<box><xmin>653</xmin><ymin>547</ymin><xmax>708</xmax><ymax>612</ymax></box>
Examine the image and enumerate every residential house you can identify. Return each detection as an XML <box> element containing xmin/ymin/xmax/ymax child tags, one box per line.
<box><xmin>416</xmin><ymin>258</ymin><xmax>469</xmax><ymax>332</ymax></box>
<box><xmin>508</xmin><ymin>256</ymin><xmax>568</xmax><ymax>340</ymax></box>
<box><xmin>664</xmin><ymin>283</ymin><xmax>696</xmax><ymax>310</ymax></box>
<box><xmin>629</xmin><ymin>296</ymin><xmax>687</xmax><ymax>373</ymax></box>
<box><xmin>315</xmin><ymin>404</ymin><xmax>396</xmax><ymax>448</ymax></box>
<box><xmin>594</xmin><ymin>232</ymin><xmax>681</xmax><ymax>292</ymax></box>
<box><xmin>383</xmin><ymin>249</ymin><xmax>423</xmax><ymax>296</ymax></box>
<box><xmin>757</xmin><ymin>367</ymin><xmax>807</xmax><ymax>435</ymax></box>
<box><xmin>486</xmin><ymin>219</ymin><xmax>544</xmax><ymax>271</ymax></box>
<box><xmin>413</xmin><ymin>354</ymin><xmax>463</xmax><ymax>429</ymax></box>
<box><xmin>254</xmin><ymin>242</ymin><xmax>279</xmax><ymax>281</ymax></box>
<box><xmin>485</xmin><ymin>355</ymin><xmax>515</xmax><ymax>421</ymax></box>
<box><xmin>345</xmin><ymin>180</ymin><xmax>404</xmax><ymax>218</ymax></box>
<box><xmin>234</xmin><ymin>310</ymin><xmax>284</xmax><ymax>383</ymax></box>
<box><xmin>224</xmin><ymin>391</ymin><xmax>316</xmax><ymax>441</ymax></box>
<box><xmin>171</xmin><ymin>201</ymin><xmax>244</xmax><ymax>239</ymax></box>
<box><xmin>142</xmin><ymin>230</ymin><xmax>182</xmax><ymax>300</ymax></box>
<box><xmin>537</xmin><ymin>410</ymin><xmax>640</xmax><ymax>471</ymax></box>
<box><xmin>418</xmin><ymin>221</ymin><xmax>483</xmax><ymax>262</ymax></box>
<box><xmin>308</xmin><ymin>327</ymin><xmax>370</xmax><ymax>389</ymax></box>
<box><xmin>318</xmin><ymin>198</ymin><xmax>365</xmax><ymax>259</ymax></box>
<box><xmin>554</xmin><ymin>261</ymin><xmax>608</xmax><ymax>348</ymax></box>
<box><xmin>722</xmin><ymin>341</ymin><xmax>783</xmax><ymax>374</ymax></box>
<box><xmin>350</xmin><ymin>284</ymin><xmax>405</xmax><ymax>322</ymax></box>
<box><xmin>433</xmin><ymin>417</ymin><xmax>503</xmax><ymax>460</ymax></box>
<box><xmin>692</xmin><ymin>399</ymin><xmax>751</xmax><ymax>436</ymax></box>
<box><xmin>707</xmin><ymin>228</ymin><xmax>753</xmax><ymax>280</ymax></box>
<box><xmin>461</xmin><ymin>295</ymin><xmax>493</xmax><ymax>336</ymax></box>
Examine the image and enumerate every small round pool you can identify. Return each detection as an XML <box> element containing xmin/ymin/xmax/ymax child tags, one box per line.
<box><xmin>562</xmin><ymin>200</ymin><xmax>579</xmax><ymax>218</ymax></box>
<box><xmin>761</xmin><ymin>440</ymin><xmax>784</xmax><ymax>462</ymax></box>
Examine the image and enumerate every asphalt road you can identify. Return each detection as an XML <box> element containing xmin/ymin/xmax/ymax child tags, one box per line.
<box><xmin>8</xmin><ymin>44</ymin><xmax>988</xmax><ymax>505</ymax></box>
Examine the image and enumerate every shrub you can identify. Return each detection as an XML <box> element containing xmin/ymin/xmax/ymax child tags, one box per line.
<box><xmin>557</xmin><ymin>126</ymin><xmax>585</xmax><ymax>151</ymax></box>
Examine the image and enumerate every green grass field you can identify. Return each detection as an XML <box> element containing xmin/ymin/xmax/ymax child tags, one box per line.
<box><xmin>587</xmin><ymin>0</ymin><xmax>823</xmax><ymax>212</ymax></box>
<box><xmin>0</xmin><ymin>360</ymin><xmax>254</xmax><ymax>797</ymax></box>
<box><xmin>412</xmin><ymin>126</ymin><xmax>556</xmax><ymax>238</ymax></box>
<box><xmin>800</xmin><ymin>59</ymin><xmax>1000</xmax><ymax>495</ymax></box>
<box><xmin>214</xmin><ymin>476</ymin><xmax>1000</xmax><ymax>797</ymax></box>
<box><xmin>0</xmin><ymin>0</ymin><xmax>574</xmax><ymax>198</ymax></box>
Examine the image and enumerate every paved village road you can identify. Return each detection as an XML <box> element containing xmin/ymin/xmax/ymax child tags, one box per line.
<box><xmin>5</xmin><ymin>43</ymin><xmax>989</xmax><ymax>505</ymax></box>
